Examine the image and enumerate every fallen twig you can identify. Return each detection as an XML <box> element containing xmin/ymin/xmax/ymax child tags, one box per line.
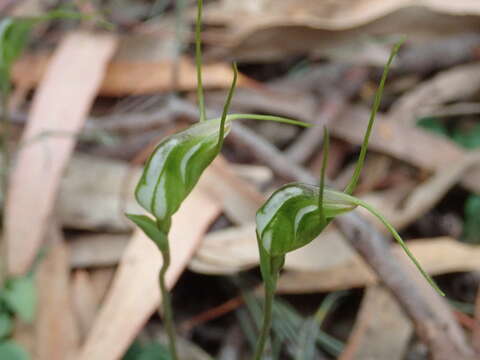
<box><xmin>335</xmin><ymin>212</ymin><xmax>474</xmax><ymax>360</ymax></box>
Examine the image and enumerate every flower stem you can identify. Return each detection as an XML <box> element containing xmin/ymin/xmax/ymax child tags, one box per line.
<box><xmin>252</xmin><ymin>283</ymin><xmax>274</xmax><ymax>360</ymax></box>
<box><xmin>159</xmin><ymin>244</ymin><xmax>178</xmax><ymax>360</ymax></box>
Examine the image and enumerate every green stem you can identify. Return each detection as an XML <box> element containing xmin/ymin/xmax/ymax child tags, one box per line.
<box><xmin>195</xmin><ymin>0</ymin><xmax>206</xmax><ymax>122</ymax></box>
<box><xmin>252</xmin><ymin>282</ymin><xmax>275</xmax><ymax>360</ymax></box>
<box><xmin>344</xmin><ymin>38</ymin><xmax>404</xmax><ymax>195</ymax></box>
<box><xmin>159</xmin><ymin>243</ymin><xmax>178</xmax><ymax>360</ymax></box>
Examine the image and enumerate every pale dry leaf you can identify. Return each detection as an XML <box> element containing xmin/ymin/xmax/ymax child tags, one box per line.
<box><xmin>389</xmin><ymin>63</ymin><xmax>480</xmax><ymax>126</ymax></box>
<box><xmin>69</xmin><ymin>234</ymin><xmax>130</xmax><ymax>268</ymax></box>
<box><xmin>5</xmin><ymin>32</ymin><xmax>118</xmax><ymax>275</ymax></box>
<box><xmin>202</xmin><ymin>0</ymin><xmax>480</xmax><ymax>60</ymax></box>
<box><xmin>199</xmin><ymin>156</ymin><xmax>265</xmax><ymax>225</ymax></box>
<box><xmin>89</xmin><ymin>268</ymin><xmax>116</xmax><ymax>304</ymax></box>
<box><xmin>206</xmin><ymin>0</ymin><xmax>480</xmax><ymax>31</ymax></box>
<box><xmin>12</xmin><ymin>34</ymin><xmax>252</xmax><ymax>96</ymax></box>
<box><xmin>35</xmin><ymin>225</ymin><xmax>79</xmax><ymax>360</ymax></box>
<box><xmin>76</xmin><ymin>186</ymin><xmax>221</xmax><ymax>360</ymax></box>
<box><xmin>189</xmin><ymin>223</ymin><xmax>258</xmax><ymax>274</ymax></box>
<box><xmin>71</xmin><ymin>270</ymin><xmax>100</xmax><ymax>341</ymax></box>
<box><xmin>189</xmin><ymin>223</ymin><xmax>355</xmax><ymax>274</ymax></box>
<box><xmin>58</xmin><ymin>154</ymin><xmax>265</xmax><ymax>232</ymax></box>
<box><xmin>339</xmin><ymin>285</ymin><xmax>412</xmax><ymax>360</ymax></box>
<box><xmin>358</xmin><ymin>151</ymin><xmax>480</xmax><ymax>230</ymax></box>
<box><xmin>276</xmin><ymin>237</ymin><xmax>480</xmax><ymax>294</ymax></box>
<box><xmin>231</xmin><ymin>164</ymin><xmax>273</xmax><ymax>188</ymax></box>
<box><xmin>59</xmin><ymin>155</ymin><xmax>143</xmax><ymax>232</ymax></box>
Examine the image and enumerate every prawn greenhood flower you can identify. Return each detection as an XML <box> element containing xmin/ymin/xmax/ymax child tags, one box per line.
<box><xmin>135</xmin><ymin>118</ymin><xmax>231</xmax><ymax>223</ymax></box>
<box><xmin>256</xmin><ymin>183</ymin><xmax>357</xmax><ymax>256</ymax></box>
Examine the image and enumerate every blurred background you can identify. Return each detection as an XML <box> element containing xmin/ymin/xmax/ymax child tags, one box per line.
<box><xmin>2</xmin><ymin>0</ymin><xmax>480</xmax><ymax>359</ymax></box>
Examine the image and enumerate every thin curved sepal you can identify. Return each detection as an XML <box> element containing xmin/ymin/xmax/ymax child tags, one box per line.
<box><xmin>256</xmin><ymin>184</ymin><xmax>357</xmax><ymax>256</ymax></box>
<box><xmin>344</xmin><ymin>38</ymin><xmax>404</xmax><ymax>195</ymax></box>
<box><xmin>341</xmin><ymin>193</ymin><xmax>445</xmax><ymax>296</ymax></box>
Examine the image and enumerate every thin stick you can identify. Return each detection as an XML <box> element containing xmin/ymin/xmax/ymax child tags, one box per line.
<box><xmin>195</xmin><ymin>0</ymin><xmax>206</xmax><ymax>122</ymax></box>
<box><xmin>344</xmin><ymin>39</ymin><xmax>404</xmax><ymax>195</ymax></box>
<box><xmin>347</xmin><ymin>194</ymin><xmax>444</xmax><ymax>296</ymax></box>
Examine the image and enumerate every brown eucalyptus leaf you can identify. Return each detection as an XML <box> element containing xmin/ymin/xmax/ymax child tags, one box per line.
<box><xmin>340</xmin><ymin>285</ymin><xmax>412</xmax><ymax>360</ymax></box>
<box><xmin>202</xmin><ymin>0</ymin><xmax>480</xmax><ymax>61</ymax></box>
<box><xmin>5</xmin><ymin>31</ymin><xmax>118</xmax><ymax>275</ymax></box>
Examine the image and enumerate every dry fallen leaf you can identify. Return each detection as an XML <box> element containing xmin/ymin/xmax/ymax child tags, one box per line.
<box><xmin>71</xmin><ymin>270</ymin><xmax>100</xmax><ymax>342</ymax></box>
<box><xmin>340</xmin><ymin>285</ymin><xmax>412</xmax><ymax>360</ymax></box>
<box><xmin>199</xmin><ymin>156</ymin><xmax>265</xmax><ymax>225</ymax></box>
<box><xmin>389</xmin><ymin>63</ymin><xmax>480</xmax><ymax>126</ymax></box>
<box><xmin>202</xmin><ymin>0</ymin><xmax>480</xmax><ymax>60</ymax></box>
<box><xmin>189</xmin><ymin>223</ymin><xmax>353</xmax><ymax>274</ymax></box>
<box><xmin>89</xmin><ymin>268</ymin><xmax>116</xmax><ymax>304</ymax></box>
<box><xmin>5</xmin><ymin>31</ymin><xmax>118</xmax><ymax>275</ymax></box>
<box><xmin>35</xmin><ymin>225</ymin><xmax>79</xmax><ymax>360</ymax></box>
<box><xmin>69</xmin><ymin>234</ymin><xmax>130</xmax><ymax>269</ymax></box>
<box><xmin>12</xmin><ymin>33</ymin><xmax>252</xmax><ymax>96</ymax></box>
<box><xmin>276</xmin><ymin>237</ymin><xmax>480</xmax><ymax>294</ymax></box>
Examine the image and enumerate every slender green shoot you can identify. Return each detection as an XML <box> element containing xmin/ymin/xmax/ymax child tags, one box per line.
<box><xmin>195</xmin><ymin>0</ymin><xmax>206</xmax><ymax>122</ymax></box>
<box><xmin>252</xmin><ymin>285</ymin><xmax>274</xmax><ymax>360</ymax></box>
<box><xmin>344</xmin><ymin>38</ymin><xmax>404</xmax><ymax>195</ymax></box>
<box><xmin>318</xmin><ymin>126</ymin><xmax>329</xmax><ymax>225</ymax></box>
<box><xmin>217</xmin><ymin>63</ymin><xmax>238</xmax><ymax>151</ymax></box>
<box><xmin>158</xmin><ymin>244</ymin><xmax>178</xmax><ymax>360</ymax></box>
<box><xmin>313</xmin><ymin>291</ymin><xmax>347</xmax><ymax>327</ymax></box>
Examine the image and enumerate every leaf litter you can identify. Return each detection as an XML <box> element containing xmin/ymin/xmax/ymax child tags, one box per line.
<box><xmin>3</xmin><ymin>0</ymin><xmax>480</xmax><ymax>359</ymax></box>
